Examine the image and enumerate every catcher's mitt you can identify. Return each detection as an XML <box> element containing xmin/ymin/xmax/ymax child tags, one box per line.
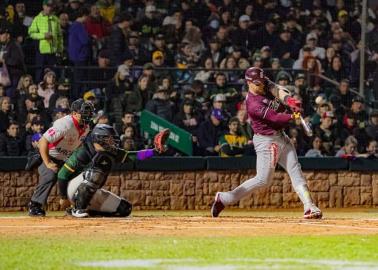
<box><xmin>153</xmin><ymin>129</ymin><xmax>170</xmax><ymax>153</ymax></box>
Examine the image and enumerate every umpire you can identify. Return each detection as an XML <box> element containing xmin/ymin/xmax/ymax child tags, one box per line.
<box><xmin>28</xmin><ymin>99</ymin><xmax>94</xmax><ymax>216</ymax></box>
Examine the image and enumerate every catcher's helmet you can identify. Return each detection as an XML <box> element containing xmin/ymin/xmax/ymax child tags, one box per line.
<box><xmin>91</xmin><ymin>124</ymin><xmax>121</xmax><ymax>153</ymax></box>
<box><xmin>71</xmin><ymin>98</ymin><xmax>94</xmax><ymax>125</ymax></box>
<box><xmin>245</xmin><ymin>67</ymin><xmax>266</xmax><ymax>85</ymax></box>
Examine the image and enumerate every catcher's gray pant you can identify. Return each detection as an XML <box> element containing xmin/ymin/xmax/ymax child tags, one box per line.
<box><xmin>219</xmin><ymin>133</ymin><xmax>312</xmax><ymax>207</ymax></box>
<box><xmin>67</xmin><ymin>173</ymin><xmax>122</xmax><ymax>213</ymax></box>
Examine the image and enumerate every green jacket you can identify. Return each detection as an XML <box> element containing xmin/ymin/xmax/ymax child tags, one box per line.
<box><xmin>28</xmin><ymin>12</ymin><xmax>63</xmax><ymax>54</ymax></box>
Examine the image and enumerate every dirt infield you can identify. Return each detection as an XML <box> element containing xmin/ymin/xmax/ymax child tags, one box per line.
<box><xmin>1</xmin><ymin>210</ymin><xmax>378</xmax><ymax>237</ymax></box>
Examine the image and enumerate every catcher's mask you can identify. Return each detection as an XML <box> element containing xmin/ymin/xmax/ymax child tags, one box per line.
<box><xmin>71</xmin><ymin>98</ymin><xmax>94</xmax><ymax>125</ymax></box>
<box><xmin>91</xmin><ymin>124</ymin><xmax>121</xmax><ymax>154</ymax></box>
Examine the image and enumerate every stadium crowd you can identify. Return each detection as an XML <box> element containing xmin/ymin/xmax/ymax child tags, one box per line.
<box><xmin>0</xmin><ymin>0</ymin><xmax>377</xmax><ymax>158</ymax></box>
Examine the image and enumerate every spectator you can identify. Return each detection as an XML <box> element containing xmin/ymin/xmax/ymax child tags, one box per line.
<box><xmin>366</xmin><ymin>110</ymin><xmax>378</xmax><ymax>141</ymax></box>
<box><xmin>37</xmin><ymin>69</ymin><xmax>56</xmax><ymax>110</ymax></box>
<box><xmin>182</xmin><ymin>26</ymin><xmax>205</xmax><ymax>60</ymax></box>
<box><xmin>145</xmin><ymin>86</ymin><xmax>174</xmax><ymax>122</ymax></box>
<box><xmin>52</xmin><ymin>106</ymin><xmax>69</xmax><ymax>121</ymax></box>
<box><xmin>151</xmin><ymin>50</ymin><xmax>170</xmax><ymax>80</ymax></box>
<box><xmin>209</xmin><ymin>72</ymin><xmax>239</xmax><ymax>114</ymax></box>
<box><xmin>12</xmin><ymin>1</ymin><xmax>33</xmax><ymax>44</ymax></box>
<box><xmin>120</xmin><ymin>124</ymin><xmax>143</xmax><ymax>151</ymax></box>
<box><xmin>335</xmin><ymin>135</ymin><xmax>358</xmax><ymax>158</ymax></box>
<box><xmin>96</xmin><ymin>0</ymin><xmax>116</xmax><ymax>24</ymax></box>
<box><xmin>329</xmin><ymin>79</ymin><xmax>354</xmax><ymax>113</ymax></box>
<box><xmin>359</xmin><ymin>140</ymin><xmax>378</xmax><ymax>159</ymax></box>
<box><xmin>59</xmin><ymin>12</ymin><xmax>70</xmax><ymax>63</ymax></box>
<box><xmin>68</xmin><ymin>7</ymin><xmax>90</xmax><ymax>99</ymax></box>
<box><xmin>14</xmin><ymin>74</ymin><xmax>32</xmax><ymax>117</ymax></box>
<box><xmin>314</xmin><ymin>111</ymin><xmax>338</xmax><ymax>156</ymax></box>
<box><xmin>204</xmin><ymin>37</ymin><xmax>224</xmax><ymax>67</ymax></box>
<box><xmin>298</xmin><ymin>32</ymin><xmax>325</xmax><ymax>60</ymax></box>
<box><xmin>348</xmin><ymin>97</ymin><xmax>368</xmax><ymax>129</ymax></box>
<box><xmin>0</xmin><ymin>121</ymin><xmax>25</xmax><ymax>156</ymax></box>
<box><xmin>84</xmin><ymin>3</ymin><xmax>110</xmax><ymax>61</ymax></box>
<box><xmin>194</xmin><ymin>56</ymin><xmax>215</xmax><ymax>83</ymax></box>
<box><xmin>0</xmin><ymin>96</ymin><xmax>15</xmax><ymax>133</ymax></box>
<box><xmin>28</xmin><ymin>0</ymin><xmax>63</xmax><ymax>80</ymax></box>
<box><xmin>254</xmin><ymin>20</ymin><xmax>277</xmax><ymax>49</ymax></box>
<box><xmin>0</xmin><ymin>25</ymin><xmax>25</xmax><ymax>97</ymax></box>
<box><xmin>230</xmin><ymin>15</ymin><xmax>254</xmax><ymax>51</ymax></box>
<box><xmin>116</xmin><ymin>111</ymin><xmax>140</xmax><ymax>138</ymax></box>
<box><xmin>26</xmin><ymin>83</ymin><xmax>44</xmax><ymax>111</ymax></box>
<box><xmin>138</xmin><ymin>4</ymin><xmax>160</xmax><ymax>39</ymax></box>
<box><xmin>302</xmin><ymin>56</ymin><xmax>322</xmax><ymax>89</ymax></box>
<box><xmin>65</xmin><ymin>0</ymin><xmax>81</xmax><ymax>22</ymax></box>
<box><xmin>150</xmin><ymin>33</ymin><xmax>174</xmax><ymax>66</ymax></box>
<box><xmin>107</xmin><ymin>12</ymin><xmax>132</xmax><ymax>66</ymax></box>
<box><xmin>197</xmin><ymin>109</ymin><xmax>226</xmax><ymax>156</ymax></box>
<box><xmin>326</xmin><ymin>56</ymin><xmax>347</xmax><ymax>83</ymax></box>
<box><xmin>127</xmin><ymin>31</ymin><xmax>150</xmax><ymax>66</ymax></box>
<box><xmin>219</xmin><ymin>56</ymin><xmax>240</xmax><ymax>83</ymax></box>
<box><xmin>272</xmin><ymin>28</ymin><xmax>298</xmax><ymax>67</ymax></box>
<box><xmin>25</xmin><ymin>118</ymin><xmax>44</xmax><ymax>153</ymax></box>
<box><xmin>173</xmin><ymin>99</ymin><xmax>202</xmax><ymax>136</ymax></box>
<box><xmin>218</xmin><ymin>117</ymin><xmax>249</xmax><ymax>157</ymax></box>
<box><xmin>236</xmin><ymin>108</ymin><xmax>253</xmax><ymax>141</ymax></box>
<box><xmin>305</xmin><ymin>136</ymin><xmax>324</xmax><ymax>157</ymax></box>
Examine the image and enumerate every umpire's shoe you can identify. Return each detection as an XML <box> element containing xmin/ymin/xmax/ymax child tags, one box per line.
<box><xmin>28</xmin><ymin>201</ymin><xmax>46</xmax><ymax>217</ymax></box>
<box><xmin>211</xmin><ymin>192</ymin><xmax>225</xmax><ymax>218</ymax></box>
<box><xmin>71</xmin><ymin>208</ymin><xmax>89</xmax><ymax>218</ymax></box>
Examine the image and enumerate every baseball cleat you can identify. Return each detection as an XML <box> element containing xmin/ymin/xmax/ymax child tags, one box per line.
<box><xmin>211</xmin><ymin>192</ymin><xmax>225</xmax><ymax>218</ymax></box>
<box><xmin>303</xmin><ymin>204</ymin><xmax>322</xmax><ymax>219</ymax></box>
<box><xmin>71</xmin><ymin>208</ymin><xmax>89</xmax><ymax>218</ymax></box>
<box><xmin>28</xmin><ymin>201</ymin><xmax>46</xmax><ymax>217</ymax></box>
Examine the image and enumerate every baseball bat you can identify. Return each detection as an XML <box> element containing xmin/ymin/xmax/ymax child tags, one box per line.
<box><xmin>266</xmin><ymin>78</ymin><xmax>313</xmax><ymax>137</ymax></box>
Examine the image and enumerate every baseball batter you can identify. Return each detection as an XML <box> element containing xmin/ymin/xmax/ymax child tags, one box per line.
<box><xmin>28</xmin><ymin>99</ymin><xmax>94</xmax><ymax>216</ymax></box>
<box><xmin>211</xmin><ymin>67</ymin><xmax>322</xmax><ymax>219</ymax></box>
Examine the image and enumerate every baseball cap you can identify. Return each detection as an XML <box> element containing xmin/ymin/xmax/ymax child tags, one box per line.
<box><xmin>211</xmin><ymin>109</ymin><xmax>224</xmax><ymax>121</ymax></box>
<box><xmin>155</xmin><ymin>33</ymin><xmax>165</xmax><ymax>40</ymax></box>
<box><xmin>42</xmin><ymin>0</ymin><xmax>54</xmax><ymax>6</ymax></box>
<box><xmin>352</xmin><ymin>96</ymin><xmax>363</xmax><ymax>104</ymax></box>
<box><xmin>117</xmin><ymin>64</ymin><xmax>130</xmax><ymax>76</ymax></box>
<box><xmin>143</xmin><ymin>63</ymin><xmax>154</xmax><ymax>70</ymax></box>
<box><xmin>128</xmin><ymin>31</ymin><xmax>140</xmax><ymax>39</ymax></box>
<box><xmin>213</xmin><ymin>94</ymin><xmax>226</xmax><ymax>102</ymax></box>
<box><xmin>295</xmin><ymin>73</ymin><xmax>306</xmax><ymax>80</ymax></box>
<box><xmin>322</xmin><ymin>111</ymin><xmax>334</xmax><ymax>119</ymax></box>
<box><xmin>261</xmin><ymin>46</ymin><xmax>271</xmax><ymax>52</ymax></box>
<box><xmin>83</xmin><ymin>91</ymin><xmax>96</xmax><ymax>101</ymax></box>
<box><xmin>239</xmin><ymin>15</ymin><xmax>250</xmax><ymax>22</ymax></box>
<box><xmin>306</xmin><ymin>32</ymin><xmax>318</xmax><ymax>41</ymax></box>
<box><xmin>338</xmin><ymin>10</ymin><xmax>348</xmax><ymax>18</ymax></box>
<box><xmin>145</xmin><ymin>5</ymin><xmax>157</xmax><ymax>13</ymax></box>
<box><xmin>152</xmin><ymin>50</ymin><xmax>164</xmax><ymax>60</ymax></box>
<box><xmin>370</xmin><ymin>110</ymin><xmax>378</xmax><ymax>118</ymax></box>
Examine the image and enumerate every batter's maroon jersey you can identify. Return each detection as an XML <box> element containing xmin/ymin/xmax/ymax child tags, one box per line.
<box><xmin>246</xmin><ymin>90</ymin><xmax>292</xmax><ymax>135</ymax></box>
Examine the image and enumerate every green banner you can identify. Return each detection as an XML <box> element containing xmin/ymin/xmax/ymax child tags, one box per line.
<box><xmin>140</xmin><ymin>110</ymin><xmax>193</xmax><ymax>155</ymax></box>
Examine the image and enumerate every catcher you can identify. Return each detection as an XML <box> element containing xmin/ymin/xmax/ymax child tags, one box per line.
<box><xmin>57</xmin><ymin>124</ymin><xmax>170</xmax><ymax>218</ymax></box>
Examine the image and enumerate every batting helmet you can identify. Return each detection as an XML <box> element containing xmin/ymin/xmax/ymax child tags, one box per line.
<box><xmin>245</xmin><ymin>67</ymin><xmax>266</xmax><ymax>85</ymax></box>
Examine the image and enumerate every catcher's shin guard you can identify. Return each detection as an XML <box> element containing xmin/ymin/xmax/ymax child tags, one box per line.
<box><xmin>74</xmin><ymin>168</ymin><xmax>107</xmax><ymax>210</ymax></box>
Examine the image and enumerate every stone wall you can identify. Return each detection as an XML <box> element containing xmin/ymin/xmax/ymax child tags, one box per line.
<box><xmin>0</xmin><ymin>170</ymin><xmax>377</xmax><ymax>211</ymax></box>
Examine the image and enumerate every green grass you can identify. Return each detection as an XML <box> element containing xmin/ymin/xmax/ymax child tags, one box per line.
<box><xmin>1</xmin><ymin>210</ymin><xmax>378</xmax><ymax>269</ymax></box>
<box><xmin>1</xmin><ymin>235</ymin><xmax>378</xmax><ymax>269</ymax></box>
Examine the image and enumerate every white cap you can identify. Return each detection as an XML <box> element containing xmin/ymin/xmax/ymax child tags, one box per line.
<box><xmin>239</xmin><ymin>15</ymin><xmax>250</xmax><ymax>22</ymax></box>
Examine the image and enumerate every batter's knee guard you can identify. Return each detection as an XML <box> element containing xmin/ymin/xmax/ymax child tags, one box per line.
<box><xmin>116</xmin><ymin>199</ymin><xmax>132</xmax><ymax>217</ymax></box>
<box><xmin>74</xmin><ymin>168</ymin><xmax>107</xmax><ymax>210</ymax></box>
